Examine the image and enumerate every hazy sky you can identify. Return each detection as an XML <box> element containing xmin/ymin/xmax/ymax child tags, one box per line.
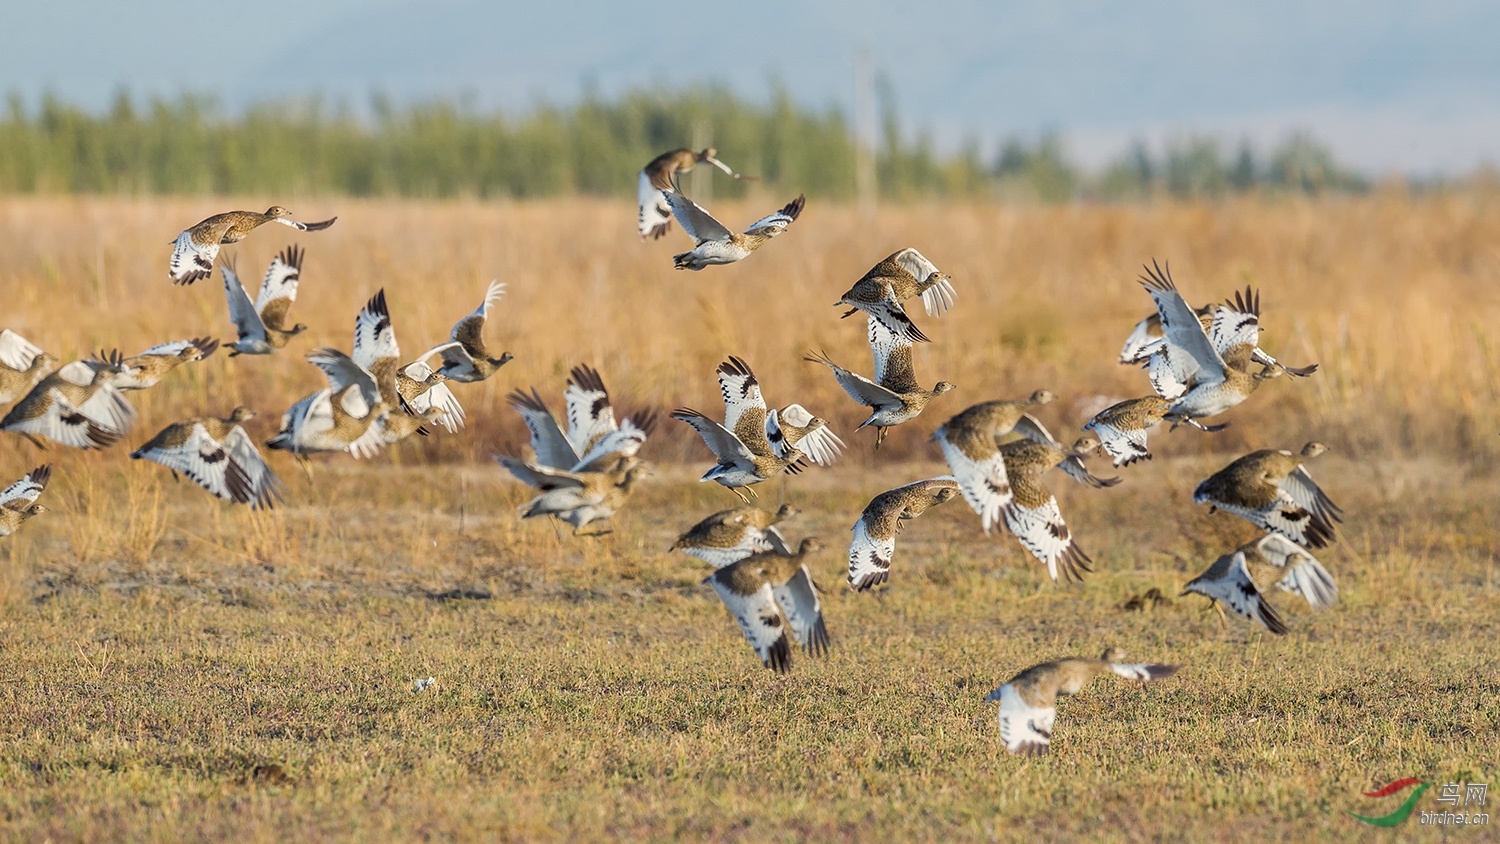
<box><xmin>4</xmin><ymin>0</ymin><xmax>1498</xmax><ymax>174</ymax></box>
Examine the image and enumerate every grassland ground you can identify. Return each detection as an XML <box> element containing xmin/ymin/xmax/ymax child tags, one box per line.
<box><xmin>0</xmin><ymin>195</ymin><xmax>1496</xmax><ymax>841</ymax></box>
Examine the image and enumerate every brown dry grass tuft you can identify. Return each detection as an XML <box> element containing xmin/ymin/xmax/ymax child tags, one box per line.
<box><xmin>0</xmin><ymin>195</ymin><xmax>1496</xmax><ymax>842</ymax></box>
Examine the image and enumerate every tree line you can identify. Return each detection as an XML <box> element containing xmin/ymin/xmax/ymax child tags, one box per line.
<box><xmin>0</xmin><ymin>86</ymin><xmax>1375</xmax><ymax>201</ymax></box>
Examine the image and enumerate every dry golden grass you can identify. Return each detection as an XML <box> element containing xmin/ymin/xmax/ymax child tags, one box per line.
<box><xmin>0</xmin><ymin>195</ymin><xmax>1497</xmax><ymax>842</ymax></box>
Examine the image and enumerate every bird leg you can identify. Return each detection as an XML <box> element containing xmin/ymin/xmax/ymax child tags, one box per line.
<box><xmin>1182</xmin><ymin>418</ymin><xmax>1230</xmax><ymax>433</ymax></box>
<box><xmin>22</xmin><ymin>434</ymin><xmax>48</xmax><ymax>451</ymax></box>
<box><xmin>728</xmin><ymin>485</ymin><xmax>754</xmax><ymax>504</ymax></box>
<box><xmin>1196</xmin><ymin>596</ymin><xmax>1228</xmax><ymax>626</ymax></box>
<box><xmin>840</xmin><ymin>307</ymin><xmax>859</xmax><ymax>319</ymax></box>
<box><xmin>294</xmin><ymin>454</ymin><xmax>314</xmax><ymax>483</ymax></box>
<box><xmin>874</xmin><ymin>427</ymin><xmax>887</xmax><ymax>449</ymax></box>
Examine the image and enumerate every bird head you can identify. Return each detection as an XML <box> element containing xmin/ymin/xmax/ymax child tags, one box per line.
<box><xmin>1301</xmin><ymin>442</ymin><xmax>1328</xmax><ymax>458</ymax></box>
<box><xmin>621</xmin><ymin>461</ymin><xmax>652</xmax><ymax>488</ymax></box>
<box><xmin>700</xmin><ymin>147</ymin><xmax>718</xmax><ymax>160</ymax></box>
<box><xmin>290</xmin><ymin>323</ymin><xmax>309</xmax><ymax>335</ymax></box>
<box><xmin>491</xmin><ymin>351</ymin><xmax>515</xmax><ymax>367</ymax></box>
<box><xmin>1071</xmin><ymin>435</ymin><xmax>1103</xmax><ymax>456</ymax></box>
<box><xmin>932</xmin><ymin>484</ymin><xmax>960</xmax><ymax>504</ymax></box>
<box><xmin>1253</xmin><ymin>363</ymin><xmax>1286</xmax><ymax>381</ymax></box>
<box><xmin>926</xmin><ymin>271</ymin><xmax>951</xmax><ymax>285</ymax></box>
<box><xmin>1100</xmin><ymin>646</ymin><xmax>1127</xmax><ymax>663</ymax></box>
<box><xmin>797</xmin><ymin>537</ymin><xmax>824</xmax><ymax>555</ymax></box>
<box><xmin>265</xmin><ymin>206</ymin><xmax>292</xmax><ymax>218</ymax></box>
<box><xmin>229</xmin><ymin>407</ymin><xmax>256</xmax><ymax>423</ymax></box>
<box><xmin>774</xmin><ymin>503</ymin><xmax>800</xmax><ymax>521</ymax></box>
<box><xmin>932</xmin><ymin>381</ymin><xmax>957</xmax><ymax>394</ymax></box>
<box><xmin>26</xmin><ymin>504</ymin><xmax>48</xmax><ymax>517</ymax></box>
<box><xmin>1027</xmin><ymin>389</ymin><xmax>1058</xmax><ymax>406</ymax></box>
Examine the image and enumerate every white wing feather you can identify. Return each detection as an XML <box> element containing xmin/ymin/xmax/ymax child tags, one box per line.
<box><xmin>0</xmin><ymin>330</ymin><xmax>45</xmax><ymax>370</ymax></box>
<box><xmin>1257</xmin><ymin>533</ymin><xmax>1339</xmax><ymax>609</ymax></box>
<box><xmin>222</xmin><ymin>262</ymin><xmax>268</xmax><ymax>342</ymax></box>
<box><xmin>169</xmin><ymin>230</ymin><xmax>219</xmax><ymax>283</ymax></box>
<box><xmin>0</xmin><ymin>467</ymin><xmax>48</xmax><ymax>506</ymax></box>
<box><xmin>847</xmin><ymin>518</ymin><xmax>896</xmax><ymax>591</ymax></box>
<box><xmin>891</xmin><ymin>248</ymin><xmax>955</xmax><ymax>317</ymax></box>
<box><xmin>352</xmin><ymin>291</ymin><xmax>399</xmax><ymax>373</ymax></box>
<box><xmin>1002</xmin><ymin>496</ymin><xmax>1090</xmax><ymax>582</ymax></box>
<box><xmin>1141</xmin><ymin>272</ymin><xmax>1227</xmax><ymax>389</ymax></box>
<box><xmin>935</xmin><ymin>429</ymin><xmax>1010</xmax><ymax>533</ymax></box>
<box><xmin>637</xmin><ymin>170</ymin><xmax>674</xmax><ymax>238</ymax></box>
<box><xmin>663</xmin><ymin>190</ymin><xmax>732</xmax><ymax>244</ymax></box>
<box><xmin>771</xmin><ymin>567</ymin><xmax>828</xmax><ymax>655</ymax></box>
<box><xmin>706</xmin><ymin>578</ymin><xmax>792</xmax><ymax>671</ymax></box>
<box><xmin>993</xmin><ymin>684</ymin><xmax>1054</xmax><ymax>756</ymax></box>
<box><xmin>254</xmin><ymin>247</ymin><xmax>303</xmax><ymax>317</ymax></box>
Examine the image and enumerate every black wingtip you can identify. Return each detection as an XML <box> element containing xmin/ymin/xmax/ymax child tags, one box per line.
<box><xmin>278</xmin><ymin>244</ymin><xmax>305</xmax><ymax>271</ymax></box>
<box><xmin>192</xmin><ymin>337</ymin><xmax>221</xmax><ymax>359</ymax></box>
<box><xmin>1139</xmin><ymin>258</ymin><xmax>1174</xmax><ymax>291</ymax></box>
<box><xmin>567</xmin><ymin>363</ymin><xmax>608</xmax><ymax>395</ymax></box>
<box><xmin>764</xmin><ymin>632</ymin><xmax>793</xmax><ymax>674</ymax></box>
<box><xmin>781</xmin><ymin>194</ymin><xmax>806</xmax><ymax>222</ymax></box>
<box><xmin>365</xmin><ymin>288</ymin><xmax>389</xmax><ymax>319</ymax></box>
<box><xmin>631</xmin><ymin>406</ymin><xmax>660</xmax><ymax>437</ymax></box>
<box><xmin>717</xmin><ymin>355</ymin><xmax>755</xmax><ymax>380</ymax></box>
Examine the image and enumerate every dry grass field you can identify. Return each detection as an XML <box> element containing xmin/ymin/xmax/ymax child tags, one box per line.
<box><xmin>0</xmin><ymin>194</ymin><xmax>1497</xmax><ymax>841</ymax></box>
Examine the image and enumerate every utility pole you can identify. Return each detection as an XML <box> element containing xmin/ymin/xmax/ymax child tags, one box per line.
<box><xmin>691</xmin><ymin>121</ymin><xmax>712</xmax><ymax>205</ymax></box>
<box><xmin>854</xmin><ymin>48</ymin><xmax>877</xmax><ymax>215</ymax></box>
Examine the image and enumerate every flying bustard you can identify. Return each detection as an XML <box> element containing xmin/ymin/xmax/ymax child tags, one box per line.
<box><xmin>835</xmin><ymin>248</ymin><xmax>957</xmax><ymax>344</ymax></box>
<box><xmin>0</xmin><ymin>464</ymin><xmax>51</xmax><ymax>537</ymax></box>
<box><xmin>807</xmin><ymin>313</ymin><xmax>956</xmax><ymax>448</ymax></box>
<box><xmin>1193</xmin><ymin>442</ymin><xmax>1342</xmax><ymax>548</ymax></box>
<box><xmin>1181</xmin><ymin>532</ymin><xmax>1338</xmax><ymax>634</ymax></box>
<box><xmin>1135</xmin><ymin>262</ymin><xmax>1316</xmax><ymax>429</ymax></box>
<box><xmin>87</xmin><ymin>337</ymin><xmax>219</xmax><ymax>391</ymax></box>
<box><xmin>638</xmin><ymin>148</ymin><xmax>755</xmax><ymax>240</ymax></box>
<box><xmin>220</xmin><ymin>247</ymin><xmax>308</xmax><ymax>356</ymax></box>
<box><xmin>169</xmin><ymin>208</ymin><xmax>334</xmax><ymax>285</ymax></box>
<box><xmin>424</xmin><ymin>281</ymin><xmax>514</xmax><ymax>382</ymax></box>
<box><xmin>996</xmin><ymin>431</ymin><xmax>1120</xmax><ymax>583</ymax></box>
<box><xmin>932</xmin><ymin>391</ymin><xmax>1058</xmax><ymax>532</ymax></box>
<box><xmin>496</xmin><ymin>364</ymin><xmax>658</xmax><ymax>535</ymax></box>
<box><xmin>130</xmin><ymin>407</ymin><xmax>285</xmax><ymax>509</ymax></box>
<box><xmin>985</xmin><ymin>647</ymin><xmax>1180</xmax><ymax>756</ymax></box>
<box><xmin>662</xmin><ymin>186</ymin><xmax>805</xmax><ymax>271</ymax></box>
<box><xmin>672</xmin><ymin>356</ymin><xmax>843</xmax><ymax>501</ymax></box>
<box><xmin>704</xmin><ymin>538</ymin><xmax>829</xmax><ymax>673</ymax></box>
<box><xmin>846</xmin><ymin>476</ymin><xmax>961</xmax><ymax>591</ymax></box>
<box><xmin>1</xmin><ymin>359</ymin><xmax>136</xmax><ymax>450</ymax></box>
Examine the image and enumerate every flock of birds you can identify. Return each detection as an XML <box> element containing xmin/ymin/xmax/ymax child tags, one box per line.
<box><xmin>0</xmin><ymin>147</ymin><xmax>1346</xmax><ymax>756</ymax></box>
